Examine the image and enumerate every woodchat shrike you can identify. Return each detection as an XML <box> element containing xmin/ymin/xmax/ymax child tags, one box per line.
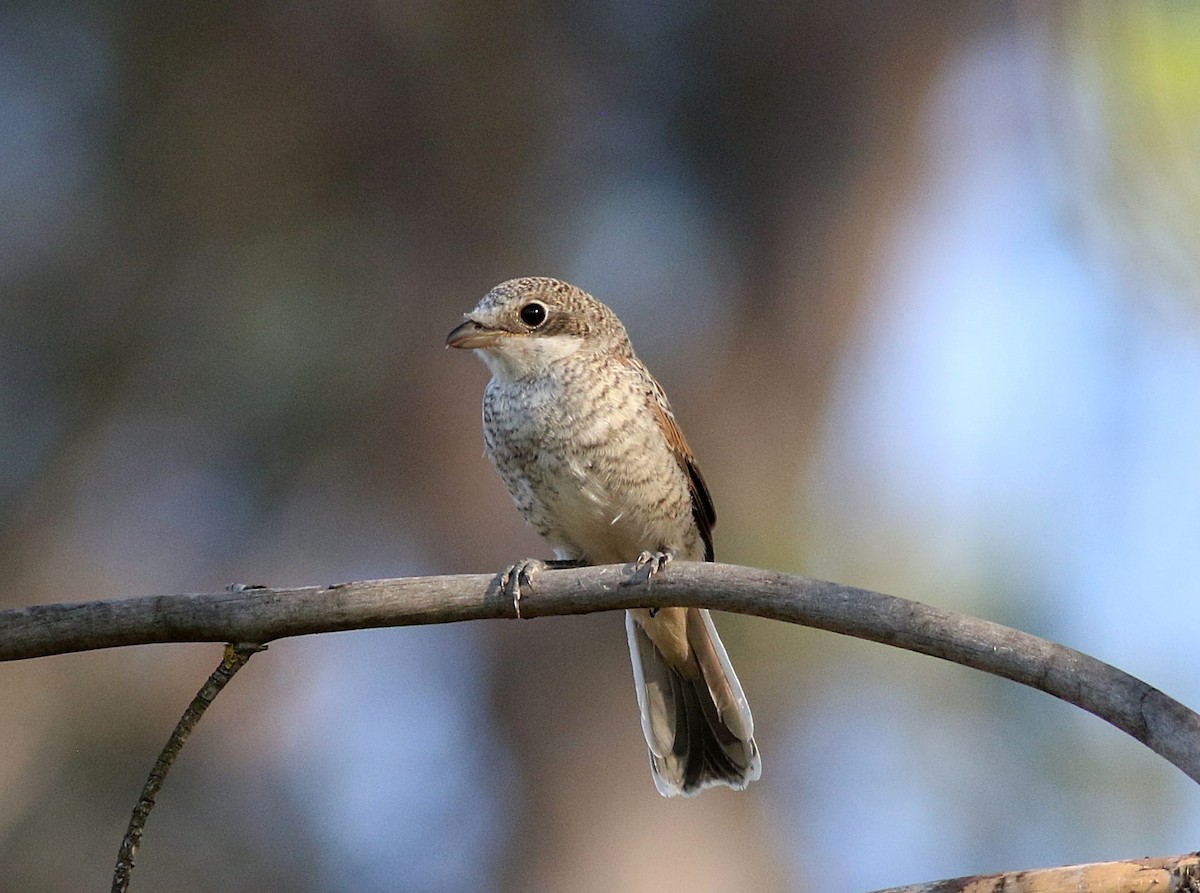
<box><xmin>448</xmin><ymin>276</ymin><xmax>760</xmax><ymax>796</ymax></box>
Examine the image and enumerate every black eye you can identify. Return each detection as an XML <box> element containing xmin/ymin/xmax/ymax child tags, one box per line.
<box><xmin>518</xmin><ymin>302</ymin><xmax>548</xmax><ymax>328</ymax></box>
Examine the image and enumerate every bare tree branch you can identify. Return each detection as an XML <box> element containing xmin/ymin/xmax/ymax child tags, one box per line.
<box><xmin>3</xmin><ymin>561</ymin><xmax>1200</xmax><ymax>785</ymax></box>
<box><xmin>112</xmin><ymin>642</ymin><xmax>265</xmax><ymax>893</ymax></box>
<box><xmin>869</xmin><ymin>852</ymin><xmax>1200</xmax><ymax>893</ymax></box>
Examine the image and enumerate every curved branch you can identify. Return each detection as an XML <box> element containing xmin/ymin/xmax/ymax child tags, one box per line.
<box><xmin>2</xmin><ymin>561</ymin><xmax>1199</xmax><ymax>784</ymax></box>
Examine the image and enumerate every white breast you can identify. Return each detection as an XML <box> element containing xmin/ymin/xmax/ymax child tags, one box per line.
<box><xmin>482</xmin><ymin>351</ymin><xmax>700</xmax><ymax>565</ymax></box>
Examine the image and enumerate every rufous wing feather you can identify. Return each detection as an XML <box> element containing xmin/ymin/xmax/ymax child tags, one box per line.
<box><xmin>644</xmin><ymin>369</ymin><xmax>716</xmax><ymax>561</ymax></box>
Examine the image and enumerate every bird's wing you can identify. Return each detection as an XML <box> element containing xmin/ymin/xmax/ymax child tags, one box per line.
<box><xmin>641</xmin><ymin>364</ymin><xmax>717</xmax><ymax>562</ymax></box>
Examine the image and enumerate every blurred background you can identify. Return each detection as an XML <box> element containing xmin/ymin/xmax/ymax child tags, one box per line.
<box><xmin>2</xmin><ymin>1</ymin><xmax>1199</xmax><ymax>890</ymax></box>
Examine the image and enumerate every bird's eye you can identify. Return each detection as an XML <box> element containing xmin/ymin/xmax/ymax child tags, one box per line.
<box><xmin>518</xmin><ymin>302</ymin><xmax>548</xmax><ymax>328</ymax></box>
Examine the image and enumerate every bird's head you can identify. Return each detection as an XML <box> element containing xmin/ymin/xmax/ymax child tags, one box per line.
<box><xmin>447</xmin><ymin>277</ymin><xmax>631</xmax><ymax>380</ymax></box>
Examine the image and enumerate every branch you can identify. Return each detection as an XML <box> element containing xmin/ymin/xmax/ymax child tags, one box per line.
<box><xmin>112</xmin><ymin>643</ymin><xmax>264</xmax><ymax>893</ymax></box>
<box><xmin>3</xmin><ymin>561</ymin><xmax>1200</xmax><ymax>784</ymax></box>
<box><xmin>868</xmin><ymin>852</ymin><xmax>1200</xmax><ymax>893</ymax></box>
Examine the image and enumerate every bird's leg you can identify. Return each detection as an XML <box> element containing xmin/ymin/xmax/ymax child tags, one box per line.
<box><xmin>632</xmin><ymin>549</ymin><xmax>674</xmax><ymax>581</ymax></box>
<box><xmin>500</xmin><ymin>559</ymin><xmax>542</xmax><ymax>619</ymax></box>
<box><xmin>631</xmin><ymin>550</ymin><xmax>674</xmax><ymax>616</ymax></box>
<box><xmin>499</xmin><ymin>558</ymin><xmax>586</xmax><ymax>619</ymax></box>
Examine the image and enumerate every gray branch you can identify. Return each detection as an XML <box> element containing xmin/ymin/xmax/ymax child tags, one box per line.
<box><xmin>112</xmin><ymin>642</ymin><xmax>264</xmax><ymax>893</ymax></box>
<box><xmin>870</xmin><ymin>852</ymin><xmax>1200</xmax><ymax>893</ymax></box>
<box><xmin>3</xmin><ymin>561</ymin><xmax>1199</xmax><ymax>784</ymax></box>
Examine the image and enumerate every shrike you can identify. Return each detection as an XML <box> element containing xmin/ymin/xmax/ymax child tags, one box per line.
<box><xmin>448</xmin><ymin>276</ymin><xmax>760</xmax><ymax>796</ymax></box>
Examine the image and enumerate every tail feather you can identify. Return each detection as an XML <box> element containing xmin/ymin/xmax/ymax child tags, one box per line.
<box><xmin>626</xmin><ymin>608</ymin><xmax>761</xmax><ymax>796</ymax></box>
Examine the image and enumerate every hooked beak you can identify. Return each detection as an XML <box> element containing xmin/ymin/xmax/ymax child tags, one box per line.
<box><xmin>446</xmin><ymin>318</ymin><xmax>504</xmax><ymax>349</ymax></box>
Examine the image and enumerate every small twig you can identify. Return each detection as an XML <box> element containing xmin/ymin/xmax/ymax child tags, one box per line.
<box><xmin>111</xmin><ymin>642</ymin><xmax>265</xmax><ymax>893</ymax></box>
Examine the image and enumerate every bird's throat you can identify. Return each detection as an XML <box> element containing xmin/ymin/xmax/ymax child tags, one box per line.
<box><xmin>475</xmin><ymin>334</ymin><xmax>585</xmax><ymax>382</ymax></box>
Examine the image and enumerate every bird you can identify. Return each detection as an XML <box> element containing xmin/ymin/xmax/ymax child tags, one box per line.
<box><xmin>447</xmin><ymin>276</ymin><xmax>760</xmax><ymax>796</ymax></box>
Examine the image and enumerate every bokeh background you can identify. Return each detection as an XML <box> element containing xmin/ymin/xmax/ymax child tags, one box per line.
<box><xmin>2</xmin><ymin>2</ymin><xmax>1199</xmax><ymax>890</ymax></box>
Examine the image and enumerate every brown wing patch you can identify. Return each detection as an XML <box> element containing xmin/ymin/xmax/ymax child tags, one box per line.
<box><xmin>645</xmin><ymin>371</ymin><xmax>717</xmax><ymax>562</ymax></box>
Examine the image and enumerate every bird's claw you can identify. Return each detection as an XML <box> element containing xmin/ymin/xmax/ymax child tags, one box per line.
<box><xmin>633</xmin><ymin>549</ymin><xmax>673</xmax><ymax>582</ymax></box>
<box><xmin>500</xmin><ymin>558</ymin><xmax>547</xmax><ymax>619</ymax></box>
<box><xmin>499</xmin><ymin>558</ymin><xmax>587</xmax><ymax>618</ymax></box>
<box><xmin>632</xmin><ymin>550</ymin><xmax>673</xmax><ymax>616</ymax></box>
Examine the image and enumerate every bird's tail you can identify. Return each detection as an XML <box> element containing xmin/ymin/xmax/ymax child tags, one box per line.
<box><xmin>625</xmin><ymin>608</ymin><xmax>761</xmax><ymax>796</ymax></box>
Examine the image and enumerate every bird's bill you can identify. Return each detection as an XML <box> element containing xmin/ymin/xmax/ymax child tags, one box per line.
<box><xmin>446</xmin><ymin>318</ymin><xmax>504</xmax><ymax>349</ymax></box>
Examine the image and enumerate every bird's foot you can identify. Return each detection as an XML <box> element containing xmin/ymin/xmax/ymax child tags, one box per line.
<box><xmin>500</xmin><ymin>559</ymin><xmax>544</xmax><ymax>619</ymax></box>
<box><xmin>500</xmin><ymin>558</ymin><xmax>585</xmax><ymax>619</ymax></box>
<box><xmin>633</xmin><ymin>549</ymin><xmax>674</xmax><ymax>582</ymax></box>
<box><xmin>631</xmin><ymin>550</ymin><xmax>674</xmax><ymax>616</ymax></box>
